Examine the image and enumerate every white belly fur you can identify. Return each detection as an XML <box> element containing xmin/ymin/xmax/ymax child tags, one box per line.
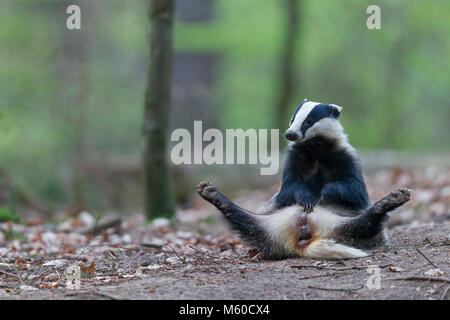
<box><xmin>257</xmin><ymin>205</ymin><xmax>367</xmax><ymax>259</ymax></box>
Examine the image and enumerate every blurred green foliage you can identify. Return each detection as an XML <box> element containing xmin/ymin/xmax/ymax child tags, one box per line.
<box><xmin>0</xmin><ymin>207</ymin><xmax>21</xmax><ymax>223</ymax></box>
<box><xmin>0</xmin><ymin>0</ymin><xmax>448</xmax><ymax>211</ymax></box>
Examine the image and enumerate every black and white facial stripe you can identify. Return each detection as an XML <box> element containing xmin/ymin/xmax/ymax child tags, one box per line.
<box><xmin>285</xmin><ymin>100</ymin><xmax>343</xmax><ymax>142</ymax></box>
<box><xmin>289</xmin><ymin>98</ymin><xmax>308</xmax><ymax>126</ymax></box>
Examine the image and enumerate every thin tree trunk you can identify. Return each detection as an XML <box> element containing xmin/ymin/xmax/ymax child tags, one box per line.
<box><xmin>275</xmin><ymin>0</ymin><xmax>300</xmax><ymax>135</ymax></box>
<box><xmin>143</xmin><ymin>0</ymin><xmax>175</xmax><ymax>219</ymax></box>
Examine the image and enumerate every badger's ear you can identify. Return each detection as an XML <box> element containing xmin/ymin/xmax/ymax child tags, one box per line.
<box><xmin>329</xmin><ymin>104</ymin><xmax>342</xmax><ymax>118</ymax></box>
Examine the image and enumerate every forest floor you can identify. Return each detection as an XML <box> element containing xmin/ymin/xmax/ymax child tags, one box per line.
<box><xmin>0</xmin><ymin>167</ymin><xmax>449</xmax><ymax>300</ymax></box>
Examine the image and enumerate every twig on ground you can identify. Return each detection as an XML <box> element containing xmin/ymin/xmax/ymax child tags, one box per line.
<box><xmin>140</xmin><ymin>243</ymin><xmax>164</xmax><ymax>249</ymax></box>
<box><xmin>65</xmin><ymin>291</ymin><xmax>120</xmax><ymax>300</ymax></box>
<box><xmin>165</xmin><ymin>244</ymin><xmax>186</xmax><ymax>263</ymax></box>
<box><xmin>440</xmin><ymin>285</ymin><xmax>450</xmax><ymax>300</ymax></box>
<box><xmin>307</xmin><ymin>284</ymin><xmax>364</xmax><ymax>292</ymax></box>
<box><xmin>92</xmin><ymin>292</ymin><xmax>120</xmax><ymax>300</ymax></box>
<box><xmin>188</xmin><ymin>244</ymin><xmax>219</xmax><ymax>259</ymax></box>
<box><xmin>291</xmin><ymin>263</ymin><xmax>392</xmax><ymax>271</ymax></box>
<box><xmin>296</xmin><ymin>272</ymin><xmax>339</xmax><ymax>280</ymax></box>
<box><xmin>387</xmin><ymin>276</ymin><xmax>450</xmax><ymax>283</ymax></box>
<box><xmin>415</xmin><ymin>248</ymin><xmax>438</xmax><ymax>268</ymax></box>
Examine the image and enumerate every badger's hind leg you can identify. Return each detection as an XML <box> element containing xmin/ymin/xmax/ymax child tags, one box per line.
<box><xmin>336</xmin><ymin>188</ymin><xmax>411</xmax><ymax>245</ymax></box>
<box><xmin>197</xmin><ymin>181</ymin><xmax>273</xmax><ymax>255</ymax></box>
<box><xmin>197</xmin><ymin>181</ymin><xmax>260</xmax><ymax>221</ymax></box>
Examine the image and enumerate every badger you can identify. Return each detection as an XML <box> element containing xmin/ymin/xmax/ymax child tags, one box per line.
<box><xmin>197</xmin><ymin>99</ymin><xmax>411</xmax><ymax>260</ymax></box>
<box><xmin>266</xmin><ymin>99</ymin><xmax>371</xmax><ymax>213</ymax></box>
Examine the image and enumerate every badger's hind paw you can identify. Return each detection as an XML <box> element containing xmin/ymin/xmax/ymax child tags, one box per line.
<box><xmin>372</xmin><ymin>187</ymin><xmax>412</xmax><ymax>215</ymax></box>
<box><xmin>197</xmin><ymin>181</ymin><xmax>215</xmax><ymax>198</ymax></box>
<box><xmin>197</xmin><ymin>181</ymin><xmax>220</xmax><ymax>202</ymax></box>
<box><xmin>392</xmin><ymin>187</ymin><xmax>412</xmax><ymax>203</ymax></box>
<box><xmin>196</xmin><ymin>181</ymin><xmax>229</xmax><ymax>211</ymax></box>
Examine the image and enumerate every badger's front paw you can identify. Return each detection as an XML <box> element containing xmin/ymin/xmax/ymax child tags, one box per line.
<box><xmin>301</xmin><ymin>202</ymin><xmax>315</xmax><ymax>213</ymax></box>
<box><xmin>196</xmin><ymin>181</ymin><xmax>229</xmax><ymax>211</ymax></box>
<box><xmin>296</xmin><ymin>193</ymin><xmax>316</xmax><ymax>213</ymax></box>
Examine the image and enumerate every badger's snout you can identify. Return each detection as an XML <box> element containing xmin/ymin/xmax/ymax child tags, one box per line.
<box><xmin>285</xmin><ymin>130</ymin><xmax>299</xmax><ymax>141</ymax></box>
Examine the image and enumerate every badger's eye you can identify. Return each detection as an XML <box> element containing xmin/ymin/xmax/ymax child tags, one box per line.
<box><xmin>304</xmin><ymin>119</ymin><xmax>312</xmax><ymax>126</ymax></box>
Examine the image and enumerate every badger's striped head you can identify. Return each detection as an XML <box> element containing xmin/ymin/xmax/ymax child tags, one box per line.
<box><xmin>285</xmin><ymin>99</ymin><xmax>343</xmax><ymax>143</ymax></box>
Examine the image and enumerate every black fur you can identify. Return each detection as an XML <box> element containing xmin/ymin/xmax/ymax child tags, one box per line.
<box><xmin>274</xmin><ymin>136</ymin><xmax>370</xmax><ymax>212</ymax></box>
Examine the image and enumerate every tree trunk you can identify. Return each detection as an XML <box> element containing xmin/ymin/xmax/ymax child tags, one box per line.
<box><xmin>274</xmin><ymin>0</ymin><xmax>300</xmax><ymax>136</ymax></box>
<box><xmin>143</xmin><ymin>0</ymin><xmax>175</xmax><ymax>219</ymax></box>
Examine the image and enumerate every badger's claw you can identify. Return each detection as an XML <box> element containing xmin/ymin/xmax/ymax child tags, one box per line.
<box><xmin>301</xmin><ymin>202</ymin><xmax>315</xmax><ymax>213</ymax></box>
<box><xmin>296</xmin><ymin>192</ymin><xmax>316</xmax><ymax>213</ymax></box>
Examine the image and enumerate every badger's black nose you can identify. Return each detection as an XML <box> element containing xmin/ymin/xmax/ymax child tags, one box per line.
<box><xmin>285</xmin><ymin>130</ymin><xmax>298</xmax><ymax>141</ymax></box>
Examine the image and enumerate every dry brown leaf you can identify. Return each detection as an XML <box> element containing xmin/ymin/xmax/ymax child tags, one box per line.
<box><xmin>80</xmin><ymin>261</ymin><xmax>96</xmax><ymax>275</ymax></box>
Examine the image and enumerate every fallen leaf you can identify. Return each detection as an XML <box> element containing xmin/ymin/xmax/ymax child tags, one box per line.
<box><xmin>388</xmin><ymin>266</ymin><xmax>406</xmax><ymax>272</ymax></box>
<box><xmin>80</xmin><ymin>261</ymin><xmax>96</xmax><ymax>275</ymax></box>
<box><xmin>43</xmin><ymin>259</ymin><xmax>67</xmax><ymax>267</ymax></box>
<box><xmin>424</xmin><ymin>268</ymin><xmax>445</xmax><ymax>276</ymax></box>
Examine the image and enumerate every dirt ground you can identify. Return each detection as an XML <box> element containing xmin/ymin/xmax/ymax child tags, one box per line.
<box><xmin>0</xmin><ymin>167</ymin><xmax>449</xmax><ymax>300</ymax></box>
<box><xmin>1</xmin><ymin>221</ymin><xmax>449</xmax><ymax>300</ymax></box>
